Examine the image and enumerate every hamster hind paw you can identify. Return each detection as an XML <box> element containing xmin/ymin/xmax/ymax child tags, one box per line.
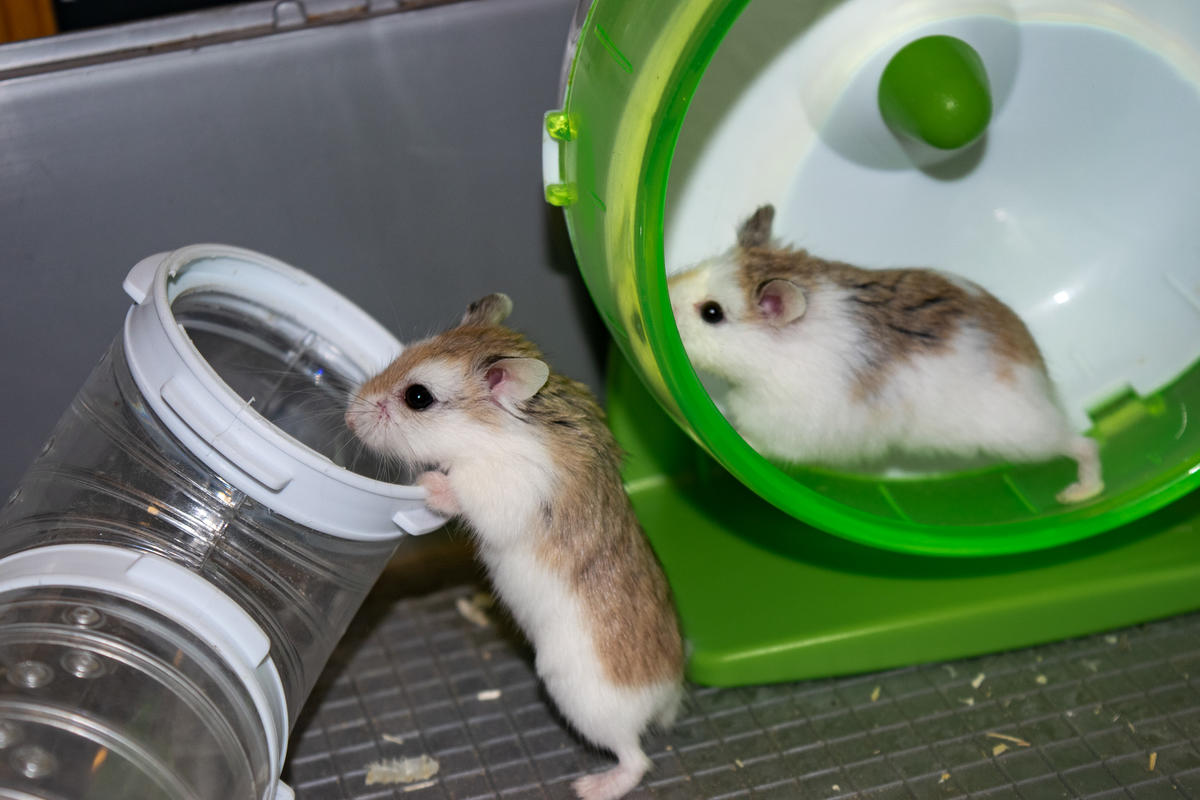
<box><xmin>572</xmin><ymin>751</ymin><xmax>650</xmax><ymax>800</ymax></box>
<box><xmin>1056</xmin><ymin>479</ymin><xmax>1104</xmax><ymax>505</ymax></box>
<box><xmin>1057</xmin><ymin>437</ymin><xmax>1104</xmax><ymax>505</ymax></box>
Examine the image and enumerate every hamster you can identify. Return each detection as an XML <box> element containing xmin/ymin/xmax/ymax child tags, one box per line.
<box><xmin>668</xmin><ymin>205</ymin><xmax>1103</xmax><ymax>504</ymax></box>
<box><xmin>345</xmin><ymin>294</ymin><xmax>684</xmax><ymax>800</ymax></box>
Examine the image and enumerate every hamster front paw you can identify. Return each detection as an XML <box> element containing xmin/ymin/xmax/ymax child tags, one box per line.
<box><xmin>418</xmin><ymin>470</ymin><xmax>461</xmax><ymax>516</ymax></box>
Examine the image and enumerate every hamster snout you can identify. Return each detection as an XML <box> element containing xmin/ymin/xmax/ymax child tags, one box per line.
<box><xmin>343</xmin><ymin>392</ymin><xmax>387</xmax><ymax>441</ymax></box>
<box><xmin>668</xmin><ymin>205</ymin><xmax>1104</xmax><ymax>504</ymax></box>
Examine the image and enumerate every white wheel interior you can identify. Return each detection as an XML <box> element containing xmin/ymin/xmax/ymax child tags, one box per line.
<box><xmin>666</xmin><ymin>0</ymin><xmax>1200</xmax><ymax>432</ymax></box>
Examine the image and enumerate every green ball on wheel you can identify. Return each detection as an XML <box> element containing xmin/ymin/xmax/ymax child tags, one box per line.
<box><xmin>878</xmin><ymin>35</ymin><xmax>993</xmax><ymax>150</ymax></box>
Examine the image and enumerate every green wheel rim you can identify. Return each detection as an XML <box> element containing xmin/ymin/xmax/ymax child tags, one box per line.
<box><xmin>552</xmin><ymin>0</ymin><xmax>1200</xmax><ymax>556</ymax></box>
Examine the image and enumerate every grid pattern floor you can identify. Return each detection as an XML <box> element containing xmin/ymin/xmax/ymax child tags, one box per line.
<box><xmin>284</xmin><ymin>575</ymin><xmax>1200</xmax><ymax>800</ymax></box>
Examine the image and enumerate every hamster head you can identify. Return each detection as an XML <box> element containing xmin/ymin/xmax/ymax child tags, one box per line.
<box><xmin>345</xmin><ymin>293</ymin><xmax>550</xmax><ymax>468</ymax></box>
<box><xmin>668</xmin><ymin>254</ymin><xmax>750</xmax><ymax>380</ymax></box>
<box><xmin>667</xmin><ymin>205</ymin><xmax>807</xmax><ymax>383</ymax></box>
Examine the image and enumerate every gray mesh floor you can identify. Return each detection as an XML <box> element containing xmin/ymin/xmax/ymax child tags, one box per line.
<box><xmin>285</xmin><ymin>543</ymin><xmax>1200</xmax><ymax>800</ymax></box>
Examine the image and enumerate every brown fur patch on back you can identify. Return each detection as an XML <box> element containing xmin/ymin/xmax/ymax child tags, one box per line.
<box><xmin>529</xmin><ymin>372</ymin><xmax>684</xmax><ymax>686</ymax></box>
<box><xmin>736</xmin><ymin>246</ymin><xmax>1045</xmax><ymax>397</ymax></box>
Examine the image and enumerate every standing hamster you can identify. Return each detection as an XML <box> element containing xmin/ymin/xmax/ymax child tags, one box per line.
<box><xmin>668</xmin><ymin>205</ymin><xmax>1103</xmax><ymax>504</ymax></box>
<box><xmin>346</xmin><ymin>294</ymin><xmax>684</xmax><ymax>800</ymax></box>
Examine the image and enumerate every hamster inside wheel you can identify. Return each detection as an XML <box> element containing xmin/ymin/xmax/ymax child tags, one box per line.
<box><xmin>545</xmin><ymin>0</ymin><xmax>1200</xmax><ymax>682</ymax></box>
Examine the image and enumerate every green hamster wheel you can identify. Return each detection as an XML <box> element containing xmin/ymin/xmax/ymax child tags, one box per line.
<box><xmin>545</xmin><ymin>0</ymin><xmax>1200</xmax><ymax>558</ymax></box>
<box><xmin>544</xmin><ymin>0</ymin><xmax>1200</xmax><ymax>682</ymax></box>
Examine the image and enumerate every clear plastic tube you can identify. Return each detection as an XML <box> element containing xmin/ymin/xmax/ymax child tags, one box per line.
<box><xmin>0</xmin><ymin>246</ymin><xmax>425</xmax><ymax>798</ymax></box>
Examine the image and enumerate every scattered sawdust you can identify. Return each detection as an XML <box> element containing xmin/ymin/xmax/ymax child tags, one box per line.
<box><xmin>381</xmin><ymin>734</ymin><xmax>405</xmax><ymax>747</ymax></box>
<box><xmin>1035</xmin><ymin>674</ymin><xmax>1048</xmax><ymax>685</ymax></box>
<box><xmin>1150</xmin><ymin>752</ymin><xmax>1158</xmax><ymax>772</ymax></box>
<box><xmin>1105</xmin><ymin>635</ymin><xmax>1119</xmax><ymax>645</ymax></box>
<box><xmin>959</xmin><ymin>697</ymin><xmax>975</xmax><ymax>707</ymax></box>
<box><xmin>938</xmin><ymin>772</ymin><xmax>951</xmax><ymax>784</ymax></box>
<box><xmin>476</xmin><ymin>689</ymin><xmax>501</xmax><ymax>701</ymax></box>
<box><xmin>832</xmin><ymin>784</ymin><xmax>841</xmax><ymax>791</ymax></box>
<box><xmin>992</xmin><ymin>743</ymin><xmax>1009</xmax><ymax>756</ymax></box>
<box><xmin>365</xmin><ymin>755</ymin><xmax>439</xmax><ymax>786</ymax></box>
<box><xmin>985</xmin><ymin>732</ymin><xmax>1031</xmax><ymax>748</ymax></box>
<box><xmin>456</xmin><ymin>593</ymin><xmax>494</xmax><ymax>628</ymax></box>
<box><xmin>971</xmin><ymin>673</ymin><xmax>986</xmax><ymax>689</ymax></box>
<box><xmin>870</xmin><ymin>685</ymin><xmax>881</xmax><ymax>703</ymax></box>
<box><xmin>734</xmin><ymin>759</ymin><xmax>744</xmax><ymax>768</ymax></box>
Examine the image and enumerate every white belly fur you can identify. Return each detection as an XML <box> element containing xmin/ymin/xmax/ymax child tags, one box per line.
<box><xmin>449</xmin><ymin>444</ymin><xmax>678</xmax><ymax>755</ymax></box>
<box><xmin>479</xmin><ymin>539</ymin><xmax>680</xmax><ymax>753</ymax></box>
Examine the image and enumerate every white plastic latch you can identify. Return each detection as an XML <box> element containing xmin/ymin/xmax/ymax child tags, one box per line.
<box><xmin>392</xmin><ymin>506</ymin><xmax>449</xmax><ymax>536</ymax></box>
<box><xmin>125</xmin><ymin>554</ymin><xmax>272</xmax><ymax>668</ymax></box>
<box><xmin>159</xmin><ymin>375</ymin><xmax>293</xmax><ymax>492</ymax></box>
<box><xmin>123</xmin><ymin>252</ymin><xmax>171</xmax><ymax>305</ymax></box>
<box><xmin>542</xmin><ymin>118</ymin><xmax>564</xmax><ymax>189</ymax></box>
<box><xmin>273</xmin><ymin>781</ymin><xmax>295</xmax><ymax>800</ymax></box>
<box><xmin>542</xmin><ymin>110</ymin><xmax>577</xmax><ymax>207</ymax></box>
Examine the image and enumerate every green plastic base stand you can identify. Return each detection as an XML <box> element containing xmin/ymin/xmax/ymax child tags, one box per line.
<box><xmin>607</xmin><ymin>348</ymin><xmax>1200</xmax><ymax>686</ymax></box>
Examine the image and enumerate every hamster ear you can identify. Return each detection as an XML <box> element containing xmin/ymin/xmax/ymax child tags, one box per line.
<box><xmin>737</xmin><ymin>205</ymin><xmax>775</xmax><ymax>249</ymax></box>
<box><xmin>485</xmin><ymin>357</ymin><xmax>549</xmax><ymax>414</ymax></box>
<box><xmin>462</xmin><ymin>293</ymin><xmax>513</xmax><ymax>326</ymax></box>
<box><xmin>757</xmin><ymin>279</ymin><xmax>806</xmax><ymax>327</ymax></box>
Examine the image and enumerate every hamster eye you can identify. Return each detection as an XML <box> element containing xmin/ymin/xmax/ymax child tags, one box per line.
<box><xmin>403</xmin><ymin>384</ymin><xmax>435</xmax><ymax>410</ymax></box>
<box><xmin>699</xmin><ymin>301</ymin><xmax>725</xmax><ymax>324</ymax></box>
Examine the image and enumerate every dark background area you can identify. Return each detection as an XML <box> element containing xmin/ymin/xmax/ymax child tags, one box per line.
<box><xmin>52</xmin><ymin>0</ymin><xmax>238</xmax><ymax>32</ymax></box>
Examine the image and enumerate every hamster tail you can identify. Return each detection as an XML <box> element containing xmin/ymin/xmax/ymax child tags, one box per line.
<box><xmin>1056</xmin><ymin>435</ymin><xmax>1104</xmax><ymax>504</ymax></box>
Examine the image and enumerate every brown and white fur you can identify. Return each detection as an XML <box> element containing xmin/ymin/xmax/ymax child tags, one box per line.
<box><xmin>345</xmin><ymin>294</ymin><xmax>684</xmax><ymax>800</ymax></box>
<box><xmin>668</xmin><ymin>205</ymin><xmax>1103</xmax><ymax>504</ymax></box>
